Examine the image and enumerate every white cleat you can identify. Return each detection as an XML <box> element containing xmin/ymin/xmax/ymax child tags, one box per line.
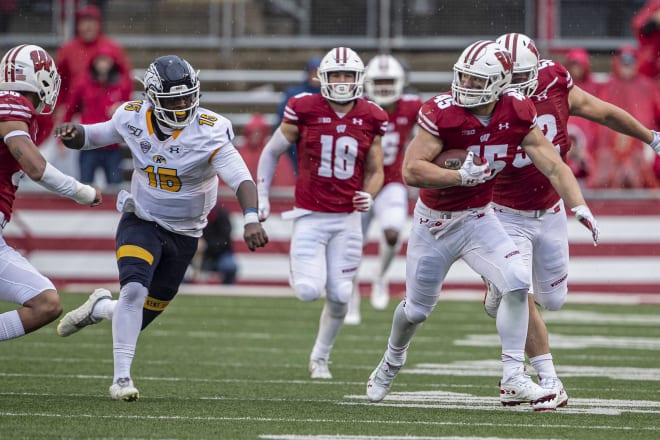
<box><xmin>500</xmin><ymin>373</ymin><xmax>556</xmax><ymax>408</ymax></box>
<box><xmin>109</xmin><ymin>377</ymin><xmax>139</xmax><ymax>401</ymax></box>
<box><xmin>366</xmin><ymin>357</ymin><xmax>402</xmax><ymax>402</ymax></box>
<box><xmin>309</xmin><ymin>358</ymin><xmax>332</xmax><ymax>379</ymax></box>
<box><xmin>533</xmin><ymin>377</ymin><xmax>569</xmax><ymax>411</ymax></box>
<box><xmin>57</xmin><ymin>288</ymin><xmax>112</xmax><ymax>337</ymax></box>
<box><xmin>370</xmin><ymin>278</ymin><xmax>389</xmax><ymax>310</ymax></box>
<box><xmin>344</xmin><ymin>292</ymin><xmax>361</xmax><ymax>326</ymax></box>
<box><xmin>482</xmin><ymin>276</ymin><xmax>501</xmax><ymax>319</ymax></box>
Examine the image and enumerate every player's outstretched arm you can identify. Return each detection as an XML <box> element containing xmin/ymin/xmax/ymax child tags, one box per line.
<box><xmin>3</xmin><ymin>122</ymin><xmax>101</xmax><ymax>207</ymax></box>
<box><xmin>568</xmin><ymin>85</ymin><xmax>655</xmax><ymax>146</ymax></box>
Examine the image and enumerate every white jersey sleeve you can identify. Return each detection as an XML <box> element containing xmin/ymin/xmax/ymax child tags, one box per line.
<box><xmin>83</xmin><ymin>115</ymin><xmax>124</xmax><ymax>149</ymax></box>
<box><xmin>211</xmin><ymin>142</ymin><xmax>254</xmax><ymax>192</ymax></box>
<box><xmin>111</xmin><ymin>101</ymin><xmax>239</xmax><ymax>237</ymax></box>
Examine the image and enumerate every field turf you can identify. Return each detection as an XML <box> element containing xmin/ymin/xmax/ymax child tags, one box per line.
<box><xmin>2</xmin><ymin>291</ymin><xmax>659</xmax><ymax>439</ymax></box>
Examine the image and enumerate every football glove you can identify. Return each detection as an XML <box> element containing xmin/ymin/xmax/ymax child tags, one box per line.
<box><xmin>458</xmin><ymin>151</ymin><xmax>490</xmax><ymax>187</ymax></box>
<box><xmin>571</xmin><ymin>204</ymin><xmax>600</xmax><ymax>246</ymax></box>
<box><xmin>352</xmin><ymin>190</ymin><xmax>373</xmax><ymax>212</ymax></box>
<box><xmin>650</xmin><ymin>130</ymin><xmax>660</xmax><ymax>154</ymax></box>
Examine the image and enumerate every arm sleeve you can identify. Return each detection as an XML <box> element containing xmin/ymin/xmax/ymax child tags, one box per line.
<box><xmin>256</xmin><ymin>127</ymin><xmax>290</xmax><ymax>194</ymax></box>
<box><xmin>82</xmin><ymin>119</ymin><xmax>124</xmax><ymax>150</ymax></box>
<box><xmin>211</xmin><ymin>142</ymin><xmax>254</xmax><ymax>193</ymax></box>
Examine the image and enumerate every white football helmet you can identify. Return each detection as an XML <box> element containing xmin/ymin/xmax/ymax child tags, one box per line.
<box><xmin>318</xmin><ymin>47</ymin><xmax>364</xmax><ymax>103</ymax></box>
<box><xmin>142</xmin><ymin>55</ymin><xmax>200</xmax><ymax>128</ymax></box>
<box><xmin>0</xmin><ymin>44</ymin><xmax>61</xmax><ymax>114</ymax></box>
<box><xmin>451</xmin><ymin>40</ymin><xmax>513</xmax><ymax>108</ymax></box>
<box><xmin>364</xmin><ymin>54</ymin><xmax>406</xmax><ymax>106</ymax></box>
<box><xmin>496</xmin><ymin>33</ymin><xmax>540</xmax><ymax>97</ymax></box>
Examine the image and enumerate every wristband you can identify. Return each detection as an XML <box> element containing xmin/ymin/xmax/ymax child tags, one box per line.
<box><xmin>244</xmin><ymin>212</ymin><xmax>259</xmax><ymax>225</ymax></box>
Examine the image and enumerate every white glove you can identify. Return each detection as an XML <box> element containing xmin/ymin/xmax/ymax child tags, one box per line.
<box><xmin>571</xmin><ymin>204</ymin><xmax>600</xmax><ymax>246</ymax></box>
<box><xmin>352</xmin><ymin>190</ymin><xmax>373</xmax><ymax>212</ymax></box>
<box><xmin>258</xmin><ymin>191</ymin><xmax>270</xmax><ymax>221</ymax></box>
<box><xmin>458</xmin><ymin>152</ymin><xmax>490</xmax><ymax>187</ymax></box>
<box><xmin>650</xmin><ymin>130</ymin><xmax>660</xmax><ymax>154</ymax></box>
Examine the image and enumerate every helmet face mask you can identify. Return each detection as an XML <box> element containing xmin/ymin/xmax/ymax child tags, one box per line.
<box><xmin>496</xmin><ymin>33</ymin><xmax>540</xmax><ymax>97</ymax></box>
<box><xmin>0</xmin><ymin>44</ymin><xmax>61</xmax><ymax>114</ymax></box>
<box><xmin>451</xmin><ymin>40</ymin><xmax>513</xmax><ymax>108</ymax></box>
<box><xmin>364</xmin><ymin>54</ymin><xmax>406</xmax><ymax>106</ymax></box>
<box><xmin>318</xmin><ymin>47</ymin><xmax>364</xmax><ymax>104</ymax></box>
<box><xmin>143</xmin><ymin>55</ymin><xmax>200</xmax><ymax>128</ymax></box>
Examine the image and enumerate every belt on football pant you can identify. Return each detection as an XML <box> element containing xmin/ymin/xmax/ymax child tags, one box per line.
<box><xmin>491</xmin><ymin>200</ymin><xmax>562</xmax><ymax>219</ymax></box>
<box><xmin>417</xmin><ymin>200</ymin><xmax>489</xmax><ymax>220</ymax></box>
<box><xmin>0</xmin><ymin>212</ymin><xmax>6</xmax><ymax>229</ymax></box>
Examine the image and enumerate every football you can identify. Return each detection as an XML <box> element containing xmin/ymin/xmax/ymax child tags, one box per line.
<box><xmin>432</xmin><ymin>149</ymin><xmax>482</xmax><ymax>170</ymax></box>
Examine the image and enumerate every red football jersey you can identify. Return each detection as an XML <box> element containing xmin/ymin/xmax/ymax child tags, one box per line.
<box><xmin>284</xmin><ymin>93</ymin><xmax>388</xmax><ymax>212</ymax></box>
<box><xmin>0</xmin><ymin>91</ymin><xmax>38</xmax><ymax>222</ymax></box>
<box><xmin>417</xmin><ymin>91</ymin><xmax>537</xmax><ymax>211</ymax></box>
<box><xmin>493</xmin><ymin>60</ymin><xmax>573</xmax><ymax>210</ymax></box>
<box><xmin>382</xmin><ymin>94</ymin><xmax>422</xmax><ymax>185</ymax></box>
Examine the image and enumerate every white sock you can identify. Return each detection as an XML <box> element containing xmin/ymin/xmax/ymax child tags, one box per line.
<box><xmin>92</xmin><ymin>298</ymin><xmax>116</xmax><ymax>321</ymax></box>
<box><xmin>385</xmin><ymin>301</ymin><xmax>421</xmax><ymax>366</ymax></box>
<box><xmin>497</xmin><ymin>290</ymin><xmax>529</xmax><ymax>382</ymax></box>
<box><xmin>530</xmin><ymin>353</ymin><xmax>557</xmax><ymax>381</ymax></box>
<box><xmin>310</xmin><ymin>300</ymin><xmax>346</xmax><ymax>361</ymax></box>
<box><xmin>112</xmin><ymin>282</ymin><xmax>147</xmax><ymax>381</ymax></box>
<box><xmin>0</xmin><ymin>310</ymin><xmax>25</xmax><ymax>341</ymax></box>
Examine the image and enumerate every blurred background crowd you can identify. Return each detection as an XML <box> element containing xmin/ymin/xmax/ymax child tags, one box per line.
<box><xmin>1</xmin><ymin>0</ymin><xmax>658</xmax><ymax>192</ymax></box>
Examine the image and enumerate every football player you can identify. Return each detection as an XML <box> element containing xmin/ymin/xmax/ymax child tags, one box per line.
<box><xmin>0</xmin><ymin>45</ymin><xmax>101</xmax><ymax>342</ymax></box>
<box><xmin>366</xmin><ymin>40</ymin><xmax>599</xmax><ymax>410</ymax></box>
<box><xmin>345</xmin><ymin>54</ymin><xmax>422</xmax><ymax>325</ymax></box>
<box><xmin>54</xmin><ymin>55</ymin><xmax>268</xmax><ymax>401</ymax></box>
<box><xmin>485</xmin><ymin>32</ymin><xmax>660</xmax><ymax>410</ymax></box>
<box><xmin>257</xmin><ymin>47</ymin><xmax>387</xmax><ymax>379</ymax></box>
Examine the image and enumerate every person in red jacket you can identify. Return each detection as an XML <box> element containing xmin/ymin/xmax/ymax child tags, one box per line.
<box><xmin>632</xmin><ymin>0</ymin><xmax>660</xmax><ymax>83</ymax></box>
<box><xmin>63</xmin><ymin>47</ymin><xmax>132</xmax><ymax>190</ymax></box>
<box><xmin>590</xmin><ymin>45</ymin><xmax>660</xmax><ymax>188</ymax></box>
<box><xmin>35</xmin><ymin>4</ymin><xmax>132</xmax><ymax>147</ymax></box>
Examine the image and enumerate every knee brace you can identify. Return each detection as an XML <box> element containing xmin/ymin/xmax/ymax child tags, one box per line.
<box><xmin>120</xmin><ymin>282</ymin><xmax>149</xmax><ymax>307</ymax></box>
<box><xmin>293</xmin><ymin>281</ymin><xmax>322</xmax><ymax>302</ymax></box>
<box><xmin>402</xmin><ymin>299</ymin><xmax>431</xmax><ymax>324</ymax></box>
<box><xmin>535</xmin><ymin>292</ymin><xmax>566</xmax><ymax>311</ymax></box>
<box><xmin>327</xmin><ymin>280</ymin><xmax>354</xmax><ymax>304</ymax></box>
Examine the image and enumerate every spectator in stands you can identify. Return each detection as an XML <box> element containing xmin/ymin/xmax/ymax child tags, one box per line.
<box><xmin>0</xmin><ymin>0</ymin><xmax>16</xmax><ymax>33</ymax></box>
<box><xmin>632</xmin><ymin>0</ymin><xmax>660</xmax><ymax>83</ymax></box>
<box><xmin>275</xmin><ymin>55</ymin><xmax>322</xmax><ymax>175</ymax></box>
<box><xmin>36</xmin><ymin>4</ymin><xmax>133</xmax><ymax>149</ymax></box>
<box><xmin>238</xmin><ymin>113</ymin><xmax>295</xmax><ymax>188</ymax></box>
<box><xmin>563</xmin><ymin>48</ymin><xmax>601</xmax><ymax>95</ymax></box>
<box><xmin>563</xmin><ymin>48</ymin><xmax>601</xmax><ymax>171</ymax></box>
<box><xmin>63</xmin><ymin>47</ymin><xmax>132</xmax><ymax>191</ymax></box>
<box><xmin>591</xmin><ymin>45</ymin><xmax>660</xmax><ymax>188</ymax></box>
<box><xmin>197</xmin><ymin>205</ymin><xmax>238</xmax><ymax>285</ymax></box>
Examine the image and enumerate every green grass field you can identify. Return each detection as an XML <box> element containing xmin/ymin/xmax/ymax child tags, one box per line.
<box><xmin>2</xmin><ymin>292</ymin><xmax>660</xmax><ymax>439</ymax></box>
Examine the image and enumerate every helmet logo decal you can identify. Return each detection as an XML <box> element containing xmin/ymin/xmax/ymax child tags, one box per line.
<box><xmin>29</xmin><ymin>49</ymin><xmax>53</xmax><ymax>74</ymax></box>
<box><xmin>494</xmin><ymin>50</ymin><xmax>513</xmax><ymax>73</ymax></box>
